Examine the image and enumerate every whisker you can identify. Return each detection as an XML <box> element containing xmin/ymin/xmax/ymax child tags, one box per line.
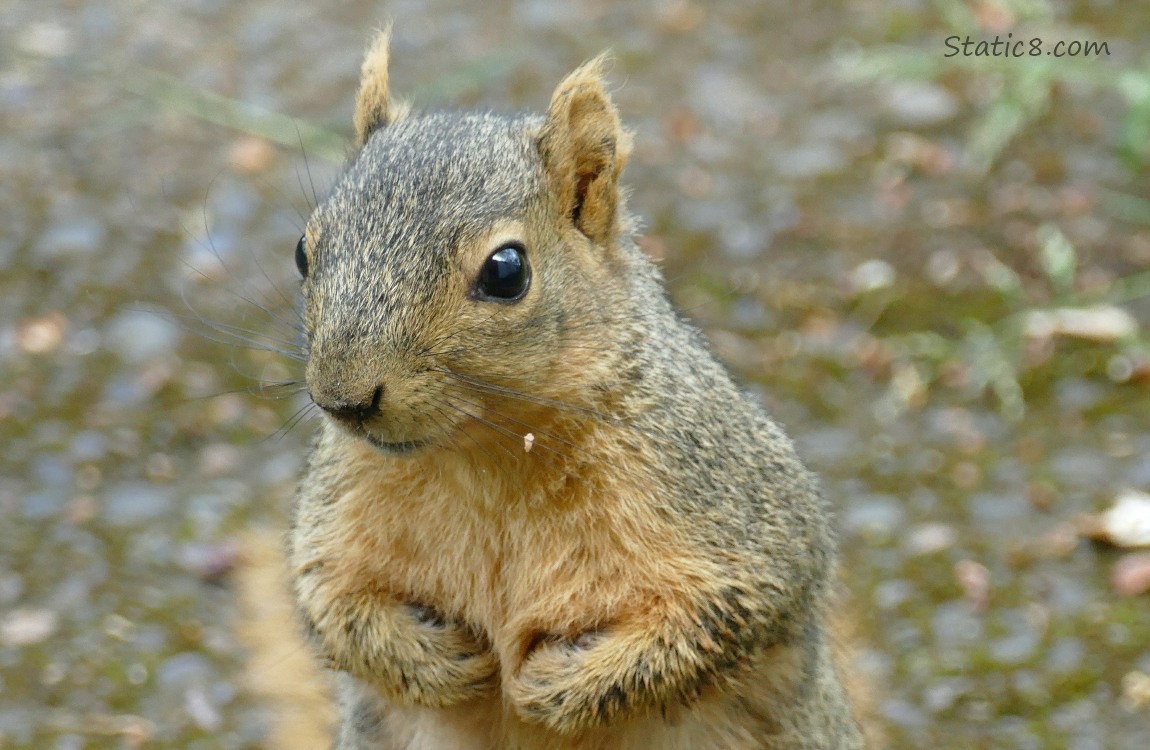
<box><xmin>263</xmin><ymin>401</ymin><xmax>318</xmax><ymax>445</ymax></box>
<box><xmin>182</xmin><ymin>381</ymin><xmax>306</xmax><ymax>405</ymax></box>
<box><xmin>296</xmin><ymin>125</ymin><xmax>322</xmax><ymax>211</ymax></box>
<box><xmin>426</xmin><ymin>398</ymin><xmax>503</xmax><ymax>473</ymax></box>
<box><xmin>440</xmin><ymin>368</ymin><xmax>617</xmax><ymax>423</ymax></box>
<box><xmin>432</xmin><ymin>399</ymin><xmax>522</xmax><ymax>462</ymax></box>
<box><xmin>254</xmin><ymin>380</ymin><xmax>308</xmax><ymax>400</ymax></box>
<box><xmin>246</xmin><ymin>245</ymin><xmax>305</xmax><ymax>329</ymax></box>
<box><xmin>441</xmin><ymin>387</ymin><xmax>580</xmax><ymax>452</ymax></box>
<box><xmin>177</xmin><ymin>178</ymin><xmax>306</xmax><ymax>340</ymax></box>
<box><xmin>165</xmin><ymin>308</ymin><xmax>305</xmax><ymax>356</ymax></box>
<box><xmin>177</xmin><ymin>258</ymin><xmax>306</xmax><ymax>343</ymax></box>
<box><xmin>416</xmin><ymin>308</ymin><xmax>503</xmax><ymax>359</ymax></box>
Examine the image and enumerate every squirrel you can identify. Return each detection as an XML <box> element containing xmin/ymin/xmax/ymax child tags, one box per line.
<box><xmin>286</xmin><ymin>28</ymin><xmax>865</xmax><ymax>750</ymax></box>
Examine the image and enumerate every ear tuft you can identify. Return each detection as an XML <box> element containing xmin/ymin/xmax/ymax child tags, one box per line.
<box><xmin>538</xmin><ymin>54</ymin><xmax>633</xmax><ymax>244</ymax></box>
<box><xmin>354</xmin><ymin>25</ymin><xmax>402</xmax><ymax>147</ymax></box>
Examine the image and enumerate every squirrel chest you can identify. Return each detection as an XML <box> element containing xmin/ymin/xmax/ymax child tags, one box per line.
<box><xmin>292</xmin><ymin>423</ymin><xmax>716</xmax><ymax>672</ymax></box>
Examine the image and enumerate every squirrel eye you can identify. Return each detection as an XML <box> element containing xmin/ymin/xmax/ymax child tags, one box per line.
<box><xmin>294</xmin><ymin>235</ymin><xmax>308</xmax><ymax>279</ymax></box>
<box><xmin>475</xmin><ymin>243</ymin><xmax>530</xmax><ymax>302</ymax></box>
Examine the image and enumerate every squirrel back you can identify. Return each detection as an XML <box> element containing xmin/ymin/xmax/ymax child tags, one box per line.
<box><xmin>288</xmin><ymin>29</ymin><xmax>864</xmax><ymax>750</ymax></box>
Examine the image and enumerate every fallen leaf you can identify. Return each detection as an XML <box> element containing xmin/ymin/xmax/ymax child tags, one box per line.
<box><xmin>1080</xmin><ymin>490</ymin><xmax>1150</xmax><ymax>548</ymax></box>
<box><xmin>1024</xmin><ymin>306</ymin><xmax>1138</xmax><ymax>343</ymax></box>
<box><xmin>1122</xmin><ymin>671</ymin><xmax>1150</xmax><ymax>710</ymax></box>
<box><xmin>0</xmin><ymin>608</ymin><xmax>59</xmax><ymax>646</ymax></box>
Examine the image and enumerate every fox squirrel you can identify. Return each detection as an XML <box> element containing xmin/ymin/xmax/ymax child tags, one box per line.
<box><xmin>287</xmin><ymin>28</ymin><xmax>865</xmax><ymax>750</ymax></box>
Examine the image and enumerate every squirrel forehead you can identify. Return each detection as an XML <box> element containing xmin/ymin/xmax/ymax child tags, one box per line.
<box><xmin>323</xmin><ymin>111</ymin><xmax>543</xmax><ymax>240</ymax></box>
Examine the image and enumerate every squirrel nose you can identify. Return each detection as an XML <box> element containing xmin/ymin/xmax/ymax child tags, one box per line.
<box><xmin>312</xmin><ymin>384</ymin><xmax>384</xmax><ymax>423</ymax></box>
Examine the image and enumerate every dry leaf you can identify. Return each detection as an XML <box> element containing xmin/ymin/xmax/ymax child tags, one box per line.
<box><xmin>0</xmin><ymin>608</ymin><xmax>59</xmax><ymax>646</ymax></box>
<box><xmin>1024</xmin><ymin>306</ymin><xmax>1137</xmax><ymax>343</ymax></box>
<box><xmin>1080</xmin><ymin>490</ymin><xmax>1150</xmax><ymax>548</ymax></box>
<box><xmin>1122</xmin><ymin>671</ymin><xmax>1150</xmax><ymax>710</ymax></box>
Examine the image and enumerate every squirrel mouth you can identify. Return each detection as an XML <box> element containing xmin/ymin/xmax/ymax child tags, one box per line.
<box><xmin>363</xmin><ymin>434</ymin><xmax>431</xmax><ymax>455</ymax></box>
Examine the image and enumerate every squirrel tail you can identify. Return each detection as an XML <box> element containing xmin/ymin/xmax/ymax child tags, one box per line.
<box><xmin>235</xmin><ymin>529</ymin><xmax>335</xmax><ymax>749</ymax></box>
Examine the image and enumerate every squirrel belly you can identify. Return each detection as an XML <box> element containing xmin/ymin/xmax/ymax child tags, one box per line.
<box><xmin>287</xmin><ymin>27</ymin><xmax>864</xmax><ymax>750</ymax></box>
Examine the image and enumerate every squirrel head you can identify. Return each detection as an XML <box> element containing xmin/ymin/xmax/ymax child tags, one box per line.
<box><xmin>296</xmin><ymin>30</ymin><xmax>640</xmax><ymax>456</ymax></box>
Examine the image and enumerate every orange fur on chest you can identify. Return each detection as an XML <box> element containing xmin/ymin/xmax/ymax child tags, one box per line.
<box><xmin>314</xmin><ymin>434</ymin><xmax>710</xmax><ymax>664</ymax></box>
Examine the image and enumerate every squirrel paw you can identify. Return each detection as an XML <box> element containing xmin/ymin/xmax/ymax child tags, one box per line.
<box><xmin>508</xmin><ymin>628</ymin><xmax>645</xmax><ymax>734</ymax></box>
<box><xmin>324</xmin><ymin>601</ymin><xmax>499</xmax><ymax>708</ymax></box>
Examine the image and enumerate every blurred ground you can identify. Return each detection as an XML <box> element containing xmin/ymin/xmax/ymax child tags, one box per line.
<box><xmin>2</xmin><ymin>0</ymin><xmax>1150</xmax><ymax>747</ymax></box>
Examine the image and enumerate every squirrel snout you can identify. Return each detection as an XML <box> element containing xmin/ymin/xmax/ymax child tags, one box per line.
<box><xmin>306</xmin><ymin>347</ymin><xmax>388</xmax><ymax>424</ymax></box>
<box><xmin>310</xmin><ymin>384</ymin><xmax>384</xmax><ymax>424</ymax></box>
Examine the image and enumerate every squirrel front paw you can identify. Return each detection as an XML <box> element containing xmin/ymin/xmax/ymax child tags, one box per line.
<box><xmin>321</xmin><ymin>600</ymin><xmax>499</xmax><ymax>708</ymax></box>
<box><xmin>509</xmin><ymin>627</ymin><xmax>687</xmax><ymax>734</ymax></box>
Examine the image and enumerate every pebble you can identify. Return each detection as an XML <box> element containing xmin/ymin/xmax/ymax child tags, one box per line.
<box><xmin>773</xmin><ymin>143</ymin><xmax>848</xmax><ymax>179</ymax></box>
<box><xmin>990</xmin><ymin>628</ymin><xmax>1040</xmax><ymax>665</ymax></box>
<box><xmin>931</xmin><ymin>600</ymin><xmax>983</xmax><ymax>644</ymax></box>
<box><xmin>882</xmin><ymin>82</ymin><xmax>958</xmax><ymax>126</ymax></box>
<box><xmin>102</xmin><ymin>482</ymin><xmax>175</xmax><ymax>526</ymax></box>
<box><xmin>849</xmin><ymin>259</ymin><xmax>896</xmax><ymax>293</ymax></box>
<box><xmin>880</xmin><ymin>697</ymin><xmax>929</xmax><ymax>728</ymax></box>
<box><xmin>35</xmin><ymin>217</ymin><xmax>106</xmax><ymax>259</ymax></box>
<box><xmin>17</xmin><ymin>21</ymin><xmax>73</xmax><ymax>57</ymax></box>
<box><xmin>176</xmin><ymin>541</ymin><xmax>242</xmax><ymax>583</ymax></box>
<box><xmin>1046</xmin><ymin>637</ymin><xmax>1085</xmax><ymax>674</ymax></box>
<box><xmin>843</xmin><ymin>493</ymin><xmax>905</xmax><ymax>540</ymax></box>
<box><xmin>103</xmin><ymin>312</ymin><xmax>179</xmax><ymax>364</ymax></box>
<box><xmin>185</xmin><ymin>685</ymin><xmax>223</xmax><ymax>731</ymax></box>
<box><xmin>22</xmin><ymin>489</ymin><xmax>67</xmax><ymax>519</ymax></box>
<box><xmin>954</xmin><ymin>559</ymin><xmax>991</xmax><ymax>611</ymax></box>
<box><xmin>228</xmin><ymin>137</ymin><xmax>276</xmax><ymax>174</ymax></box>
<box><xmin>155</xmin><ymin>652</ymin><xmax>214</xmax><ymax>690</ymax></box>
<box><xmin>1111</xmin><ymin>552</ymin><xmax>1150</xmax><ymax>597</ymax></box>
<box><xmin>16</xmin><ymin>312</ymin><xmax>67</xmax><ymax>354</ymax></box>
<box><xmin>904</xmin><ymin>522</ymin><xmax>958</xmax><ymax>556</ymax></box>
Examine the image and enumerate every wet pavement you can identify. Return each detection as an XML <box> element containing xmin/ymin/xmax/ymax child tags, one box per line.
<box><xmin>2</xmin><ymin>0</ymin><xmax>1149</xmax><ymax>747</ymax></box>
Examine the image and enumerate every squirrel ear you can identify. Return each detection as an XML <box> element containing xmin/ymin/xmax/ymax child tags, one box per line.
<box><xmin>538</xmin><ymin>55</ymin><xmax>632</xmax><ymax>243</ymax></box>
<box><xmin>354</xmin><ymin>26</ymin><xmax>398</xmax><ymax>147</ymax></box>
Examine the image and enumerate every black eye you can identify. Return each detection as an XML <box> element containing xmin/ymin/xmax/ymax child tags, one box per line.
<box><xmin>475</xmin><ymin>243</ymin><xmax>530</xmax><ymax>301</ymax></box>
<box><xmin>295</xmin><ymin>235</ymin><xmax>308</xmax><ymax>279</ymax></box>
